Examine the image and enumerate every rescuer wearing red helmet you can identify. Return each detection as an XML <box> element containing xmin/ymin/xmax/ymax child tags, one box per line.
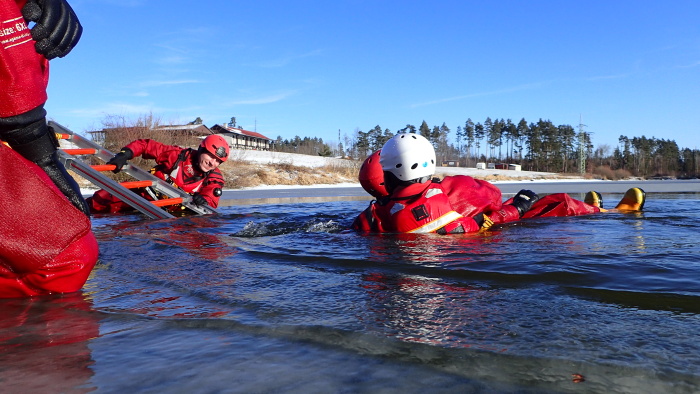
<box><xmin>87</xmin><ymin>134</ymin><xmax>230</xmax><ymax>212</ymax></box>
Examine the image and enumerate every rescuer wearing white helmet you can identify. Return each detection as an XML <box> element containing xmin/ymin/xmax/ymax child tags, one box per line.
<box><xmin>352</xmin><ymin>132</ymin><xmax>643</xmax><ymax>234</ymax></box>
<box><xmin>353</xmin><ymin>132</ymin><xmax>541</xmax><ymax>234</ymax></box>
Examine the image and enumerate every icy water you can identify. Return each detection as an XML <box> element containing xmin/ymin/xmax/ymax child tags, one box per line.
<box><xmin>2</xmin><ymin>192</ymin><xmax>700</xmax><ymax>393</ymax></box>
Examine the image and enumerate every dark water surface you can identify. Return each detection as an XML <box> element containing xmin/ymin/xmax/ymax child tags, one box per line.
<box><xmin>2</xmin><ymin>191</ymin><xmax>700</xmax><ymax>393</ymax></box>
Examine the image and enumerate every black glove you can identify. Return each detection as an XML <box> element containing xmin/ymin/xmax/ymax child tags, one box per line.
<box><xmin>511</xmin><ymin>189</ymin><xmax>539</xmax><ymax>217</ymax></box>
<box><xmin>0</xmin><ymin>105</ymin><xmax>90</xmax><ymax>216</ymax></box>
<box><xmin>192</xmin><ymin>193</ymin><xmax>208</xmax><ymax>207</ymax></box>
<box><xmin>106</xmin><ymin>148</ymin><xmax>133</xmax><ymax>173</ymax></box>
<box><xmin>22</xmin><ymin>0</ymin><xmax>83</xmax><ymax>60</ymax></box>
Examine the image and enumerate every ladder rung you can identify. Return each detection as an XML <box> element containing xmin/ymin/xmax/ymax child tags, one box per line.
<box><xmin>55</xmin><ymin>133</ymin><xmax>72</xmax><ymax>140</ymax></box>
<box><xmin>120</xmin><ymin>180</ymin><xmax>154</xmax><ymax>189</ymax></box>
<box><xmin>91</xmin><ymin>164</ymin><xmax>117</xmax><ymax>172</ymax></box>
<box><xmin>63</xmin><ymin>148</ymin><xmax>97</xmax><ymax>155</ymax></box>
<box><xmin>151</xmin><ymin>197</ymin><xmax>184</xmax><ymax>207</ymax></box>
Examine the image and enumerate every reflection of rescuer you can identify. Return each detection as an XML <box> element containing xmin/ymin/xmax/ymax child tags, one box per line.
<box><xmin>0</xmin><ymin>0</ymin><xmax>98</xmax><ymax>297</ymax></box>
<box><xmin>0</xmin><ymin>294</ymin><xmax>100</xmax><ymax>391</ymax></box>
<box><xmin>352</xmin><ymin>133</ymin><xmax>645</xmax><ymax>234</ymax></box>
<box><xmin>87</xmin><ymin>135</ymin><xmax>230</xmax><ymax>213</ymax></box>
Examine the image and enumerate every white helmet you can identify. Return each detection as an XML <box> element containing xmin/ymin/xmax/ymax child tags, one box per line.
<box><xmin>380</xmin><ymin>133</ymin><xmax>436</xmax><ymax>181</ymax></box>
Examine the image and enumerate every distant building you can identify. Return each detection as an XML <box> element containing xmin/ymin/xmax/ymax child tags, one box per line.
<box><xmin>89</xmin><ymin>121</ymin><xmax>273</xmax><ymax>151</ymax></box>
<box><xmin>441</xmin><ymin>159</ymin><xmax>459</xmax><ymax>167</ymax></box>
<box><xmin>210</xmin><ymin>124</ymin><xmax>272</xmax><ymax>151</ymax></box>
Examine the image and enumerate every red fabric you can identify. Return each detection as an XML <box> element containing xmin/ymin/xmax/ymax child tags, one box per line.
<box><xmin>352</xmin><ymin>175</ymin><xmax>600</xmax><ymax>234</ymax></box>
<box><xmin>361</xmin><ymin>180</ymin><xmax>481</xmax><ymax>234</ymax></box>
<box><xmin>88</xmin><ymin>139</ymin><xmax>225</xmax><ymax>213</ymax></box>
<box><xmin>520</xmin><ymin>193</ymin><xmax>600</xmax><ymax>219</ymax></box>
<box><xmin>437</xmin><ymin>176</ymin><xmax>505</xmax><ymax>217</ymax></box>
<box><xmin>351</xmin><ymin>200</ymin><xmax>385</xmax><ymax>232</ymax></box>
<box><xmin>0</xmin><ymin>145</ymin><xmax>98</xmax><ymax>298</ymax></box>
<box><xmin>0</xmin><ymin>0</ymin><xmax>49</xmax><ymax>117</ymax></box>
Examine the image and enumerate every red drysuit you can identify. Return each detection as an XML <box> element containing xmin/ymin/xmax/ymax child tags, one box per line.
<box><xmin>352</xmin><ymin>175</ymin><xmax>600</xmax><ymax>234</ymax></box>
<box><xmin>0</xmin><ymin>0</ymin><xmax>48</xmax><ymax>118</ymax></box>
<box><xmin>1</xmin><ymin>0</ymin><xmax>98</xmax><ymax>297</ymax></box>
<box><xmin>87</xmin><ymin>139</ymin><xmax>225</xmax><ymax>213</ymax></box>
<box><xmin>0</xmin><ymin>146</ymin><xmax>98</xmax><ymax>297</ymax></box>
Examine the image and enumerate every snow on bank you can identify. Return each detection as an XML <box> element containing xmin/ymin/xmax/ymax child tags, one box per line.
<box><xmin>233</xmin><ymin>148</ymin><xmax>574</xmax><ymax>180</ymax></box>
<box><xmin>230</xmin><ymin>149</ymin><xmax>354</xmax><ymax>168</ymax></box>
<box><xmin>228</xmin><ymin>149</ymin><xmax>591</xmax><ymax>191</ymax></box>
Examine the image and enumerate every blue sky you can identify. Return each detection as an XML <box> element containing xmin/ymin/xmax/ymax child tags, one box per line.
<box><xmin>45</xmin><ymin>1</ymin><xmax>700</xmax><ymax>152</ymax></box>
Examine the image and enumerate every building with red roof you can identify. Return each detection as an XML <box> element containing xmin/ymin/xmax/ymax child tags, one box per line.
<box><xmin>211</xmin><ymin>123</ymin><xmax>273</xmax><ymax>151</ymax></box>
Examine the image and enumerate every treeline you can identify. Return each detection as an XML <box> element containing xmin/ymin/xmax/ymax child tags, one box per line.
<box><xmin>273</xmin><ymin>135</ymin><xmax>334</xmax><ymax>157</ymax></box>
<box><xmin>338</xmin><ymin>118</ymin><xmax>699</xmax><ymax>178</ymax></box>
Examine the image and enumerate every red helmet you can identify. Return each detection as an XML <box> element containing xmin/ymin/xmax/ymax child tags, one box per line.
<box><xmin>359</xmin><ymin>150</ymin><xmax>388</xmax><ymax>198</ymax></box>
<box><xmin>200</xmin><ymin>135</ymin><xmax>230</xmax><ymax>162</ymax></box>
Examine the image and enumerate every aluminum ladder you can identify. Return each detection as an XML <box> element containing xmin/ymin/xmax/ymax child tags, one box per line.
<box><xmin>50</xmin><ymin>121</ymin><xmax>219</xmax><ymax>219</ymax></box>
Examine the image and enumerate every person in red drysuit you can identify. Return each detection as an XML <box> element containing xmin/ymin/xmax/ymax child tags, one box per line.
<box><xmin>0</xmin><ymin>0</ymin><xmax>98</xmax><ymax>298</ymax></box>
<box><xmin>0</xmin><ymin>0</ymin><xmax>89</xmax><ymax>215</ymax></box>
<box><xmin>87</xmin><ymin>134</ymin><xmax>230</xmax><ymax>213</ymax></box>
<box><xmin>352</xmin><ymin>133</ymin><xmax>604</xmax><ymax>234</ymax></box>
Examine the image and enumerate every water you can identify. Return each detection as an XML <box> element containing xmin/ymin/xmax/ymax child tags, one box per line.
<box><xmin>2</xmin><ymin>192</ymin><xmax>700</xmax><ymax>393</ymax></box>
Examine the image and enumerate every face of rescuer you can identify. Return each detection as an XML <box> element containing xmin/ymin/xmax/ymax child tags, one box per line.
<box><xmin>197</xmin><ymin>150</ymin><xmax>223</xmax><ymax>173</ymax></box>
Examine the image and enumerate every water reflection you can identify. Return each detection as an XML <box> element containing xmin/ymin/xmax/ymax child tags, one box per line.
<box><xmin>359</xmin><ymin>272</ymin><xmax>503</xmax><ymax>350</ymax></box>
<box><xmin>0</xmin><ymin>294</ymin><xmax>100</xmax><ymax>393</ymax></box>
<box><xmin>101</xmin><ymin>216</ymin><xmax>239</xmax><ymax>261</ymax></box>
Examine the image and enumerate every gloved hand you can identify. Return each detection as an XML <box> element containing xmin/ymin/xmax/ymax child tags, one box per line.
<box><xmin>192</xmin><ymin>193</ymin><xmax>208</xmax><ymax>207</ymax></box>
<box><xmin>22</xmin><ymin>0</ymin><xmax>83</xmax><ymax>60</ymax></box>
<box><xmin>106</xmin><ymin>148</ymin><xmax>133</xmax><ymax>173</ymax></box>
<box><xmin>0</xmin><ymin>105</ymin><xmax>90</xmax><ymax>216</ymax></box>
<box><xmin>511</xmin><ymin>189</ymin><xmax>539</xmax><ymax>217</ymax></box>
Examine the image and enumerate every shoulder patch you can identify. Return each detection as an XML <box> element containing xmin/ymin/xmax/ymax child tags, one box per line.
<box><xmin>411</xmin><ymin>204</ymin><xmax>429</xmax><ymax>221</ymax></box>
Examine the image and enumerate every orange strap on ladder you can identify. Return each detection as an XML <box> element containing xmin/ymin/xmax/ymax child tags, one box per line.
<box><xmin>62</xmin><ymin>148</ymin><xmax>97</xmax><ymax>155</ymax></box>
<box><xmin>151</xmin><ymin>198</ymin><xmax>184</xmax><ymax>207</ymax></box>
<box><xmin>91</xmin><ymin>164</ymin><xmax>117</xmax><ymax>172</ymax></box>
<box><xmin>120</xmin><ymin>180</ymin><xmax>154</xmax><ymax>189</ymax></box>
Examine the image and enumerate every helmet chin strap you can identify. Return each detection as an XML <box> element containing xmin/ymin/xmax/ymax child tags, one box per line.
<box><xmin>384</xmin><ymin>171</ymin><xmax>432</xmax><ymax>195</ymax></box>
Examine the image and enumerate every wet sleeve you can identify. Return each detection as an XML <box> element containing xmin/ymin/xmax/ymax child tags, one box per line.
<box><xmin>351</xmin><ymin>202</ymin><xmax>382</xmax><ymax>232</ymax></box>
<box><xmin>125</xmin><ymin>139</ymin><xmax>181</xmax><ymax>166</ymax></box>
<box><xmin>198</xmin><ymin>169</ymin><xmax>225</xmax><ymax>208</ymax></box>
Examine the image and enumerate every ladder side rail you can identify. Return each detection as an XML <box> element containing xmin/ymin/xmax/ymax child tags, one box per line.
<box><xmin>58</xmin><ymin>153</ymin><xmax>174</xmax><ymax>219</ymax></box>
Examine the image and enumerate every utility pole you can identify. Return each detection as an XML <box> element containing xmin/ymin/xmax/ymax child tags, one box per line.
<box><xmin>577</xmin><ymin>115</ymin><xmax>587</xmax><ymax>175</ymax></box>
